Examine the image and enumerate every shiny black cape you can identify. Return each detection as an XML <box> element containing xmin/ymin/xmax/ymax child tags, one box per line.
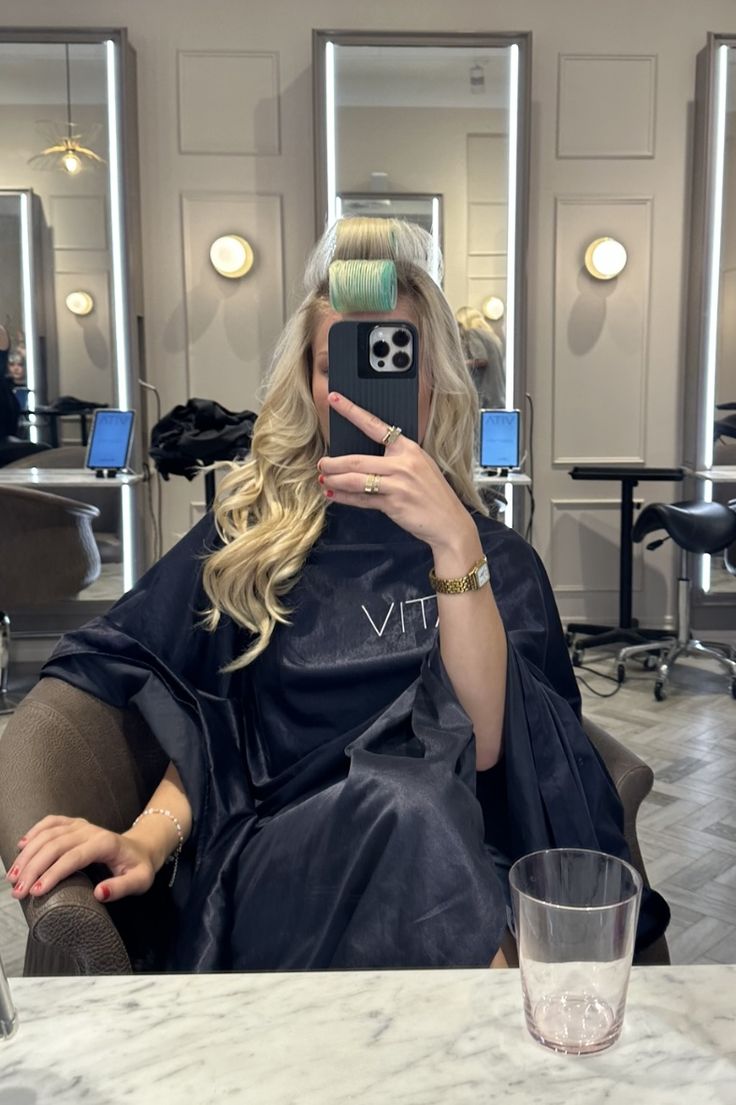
<box><xmin>42</xmin><ymin>507</ymin><xmax>669</xmax><ymax>969</ymax></box>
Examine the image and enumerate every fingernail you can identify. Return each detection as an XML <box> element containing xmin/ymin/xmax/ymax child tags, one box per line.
<box><xmin>13</xmin><ymin>882</ymin><xmax>24</xmax><ymax>894</ymax></box>
<box><xmin>99</xmin><ymin>885</ymin><xmax>110</xmax><ymax>901</ymax></box>
<box><xmin>7</xmin><ymin>866</ymin><xmax>19</xmax><ymax>879</ymax></box>
<box><xmin>328</xmin><ymin>392</ymin><xmax>340</xmax><ymax>403</ymax></box>
<box><xmin>18</xmin><ymin>837</ymin><xmax>27</xmax><ymax>847</ymax></box>
<box><xmin>318</xmin><ymin>474</ymin><xmax>325</xmax><ymax>484</ymax></box>
<box><xmin>325</xmin><ymin>490</ymin><xmax>334</xmax><ymax>498</ymax></box>
<box><xmin>31</xmin><ymin>881</ymin><xmax>42</xmax><ymax>893</ymax></box>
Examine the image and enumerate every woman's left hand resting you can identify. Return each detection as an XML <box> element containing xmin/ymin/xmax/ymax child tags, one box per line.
<box><xmin>318</xmin><ymin>391</ymin><xmax>477</xmax><ymax>553</ymax></box>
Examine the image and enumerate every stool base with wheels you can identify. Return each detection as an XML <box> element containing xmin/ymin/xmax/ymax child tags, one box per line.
<box><xmin>616</xmin><ymin>501</ymin><xmax>736</xmax><ymax>700</ymax></box>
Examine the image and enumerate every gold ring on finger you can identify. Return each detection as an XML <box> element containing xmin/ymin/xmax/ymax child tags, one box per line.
<box><xmin>381</xmin><ymin>425</ymin><xmax>403</xmax><ymax>447</ymax></box>
<box><xmin>364</xmin><ymin>473</ymin><xmax>381</xmax><ymax>495</ymax></box>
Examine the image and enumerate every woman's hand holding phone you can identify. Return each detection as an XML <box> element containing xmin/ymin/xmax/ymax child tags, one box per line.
<box><xmin>318</xmin><ymin>391</ymin><xmax>478</xmax><ymax>559</ymax></box>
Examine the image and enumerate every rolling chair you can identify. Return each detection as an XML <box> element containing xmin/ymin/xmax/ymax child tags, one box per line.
<box><xmin>617</xmin><ymin>500</ymin><xmax>736</xmax><ymax>700</ymax></box>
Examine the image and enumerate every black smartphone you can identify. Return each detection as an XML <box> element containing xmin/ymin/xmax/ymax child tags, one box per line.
<box><xmin>328</xmin><ymin>320</ymin><xmax>419</xmax><ymax>457</ymax></box>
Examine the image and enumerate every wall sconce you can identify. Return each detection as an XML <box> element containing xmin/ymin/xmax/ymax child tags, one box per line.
<box><xmin>482</xmin><ymin>295</ymin><xmax>505</xmax><ymax>321</ymax></box>
<box><xmin>65</xmin><ymin>290</ymin><xmax>94</xmax><ymax>316</ymax></box>
<box><xmin>209</xmin><ymin>235</ymin><xmax>255</xmax><ymax>279</ymax></box>
<box><xmin>584</xmin><ymin>237</ymin><xmax>627</xmax><ymax>280</ymax></box>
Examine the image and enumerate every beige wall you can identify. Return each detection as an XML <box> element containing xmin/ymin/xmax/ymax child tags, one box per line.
<box><xmin>2</xmin><ymin>0</ymin><xmax>735</xmax><ymax>629</ymax></box>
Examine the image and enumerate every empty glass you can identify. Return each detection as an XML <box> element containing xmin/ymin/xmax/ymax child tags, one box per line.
<box><xmin>0</xmin><ymin>951</ymin><xmax>18</xmax><ymax>1041</ymax></box>
<box><xmin>509</xmin><ymin>848</ymin><xmax>642</xmax><ymax>1055</ymax></box>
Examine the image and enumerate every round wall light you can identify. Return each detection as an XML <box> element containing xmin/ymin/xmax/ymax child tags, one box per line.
<box><xmin>482</xmin><ymin>295</ymin><xmax>505</xmax><ymax>321</ymax></box>
<box><xmin>584</xmin><ymin>237</ymin><xmax>627</xmax><ymax>281</ymax></box>
<box><xmin>209</xmin><ymin>235</ymin><xmax>255</xmax><ymax>279</ymax></box>
<box><xmin>65</xmin><ymin>290</ymin><xmax>94</xmax><ymax>316</ymax></box>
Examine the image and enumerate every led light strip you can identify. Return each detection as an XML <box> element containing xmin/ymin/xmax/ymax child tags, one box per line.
<box><xmin>699</xmin><ymin>44</ymin><xmax>729</xmax><ymax>593</ymax></box>
<box><xmin>106</xmin><ymin>38</ymin><xmax>135</xmax><ymax>588</ymax></box>
<box><xmin>18</xmin><ymin>191</ymin><xmax>38</xmax><ymax>442</ymax></box>
<box><xmin>325</xmin><ymin>42</ymin><xmax>337</xmax><ymax>227</ymax></box>
<box><xmin>504</xmin><ymin>44</ymin><xmax>520</xmax><ymax>528</ymax></box>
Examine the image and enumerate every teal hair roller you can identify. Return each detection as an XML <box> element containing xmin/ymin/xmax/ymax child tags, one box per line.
<box><xmin>329</xmin><ymin>259</ymin><xmax>397</xmax><ymax>313</ymax></box>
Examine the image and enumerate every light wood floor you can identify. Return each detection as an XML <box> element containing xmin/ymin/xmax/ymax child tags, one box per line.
<box><xmin>1</xmin><ymin>652</ymin><xmax>735</xmax><ymax>976</ymax></box>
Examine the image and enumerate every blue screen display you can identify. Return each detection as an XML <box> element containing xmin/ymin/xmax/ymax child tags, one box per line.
<box><xmin>479</xmin><ymin>410</ymin><xmax>520</xmax><ymax>468</ymax></box>
<box><xmin>86</xmin><ymin>410</ymin><xmax>134</xmax><ymax>469</ymax></box>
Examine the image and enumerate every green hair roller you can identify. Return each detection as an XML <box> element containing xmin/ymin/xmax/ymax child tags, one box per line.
<box><xmin>329</xmin><ymin>259</ymin><xmax>397</xmax><ymax>313</ymax></box>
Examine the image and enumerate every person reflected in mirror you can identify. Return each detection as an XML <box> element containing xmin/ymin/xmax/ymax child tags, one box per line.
<box><xmin>456</xmin><ymin>306</ymin><xmax>505</xmax><ymax>411</ymax></box>
<box><xmin>7</xmin><ymin>219</ymin><xmax>669</xmax><ymax>973</ymax></box>
<box><xmin>0</xmin><ymin>323</ymin><xmax>21</xmax><ymax>439</ymax></box>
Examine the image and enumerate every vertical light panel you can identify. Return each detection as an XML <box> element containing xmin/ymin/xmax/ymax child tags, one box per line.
<box><xmin>504</xmin><ymin>44</ymin><xmax>519</xmax><ymax>528</ymax></box>
<box><xmin>702</xmin><ymin>44</ymin><xmax>729</xmax><ymax>471</ymax></box>
<box><xmin>18</xmin><ymin>191</ymin><xmax>38</xmax><ymax>442</ymax></box>
<box><xmin>106</xmin><ymin>38</ymin><xmax>134</xmax><ymax>588</ymax></box>
<box><xmin>105</xmin><ymin>38</ymin><xmax>131</xmax><ymax>411</ymax></box>
<box><xmin>325</xmin><ymin>42</ymin><xmax>337</xmax><ymax>227</ymax></box>
<box><xmin>698</xmin><ymin>44</ymin><xmax>729</xmax><ymax>592</ymax></box>
<box><xmin>431</xmin><ymin>195</ymin><xmax>441</xmax><ymax>284</ymax></box>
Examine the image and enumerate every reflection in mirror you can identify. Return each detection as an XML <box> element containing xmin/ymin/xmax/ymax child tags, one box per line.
<box><xmin>0</xmin><ymin>31</ymin><xmax>143</xmax><ymax>609</ymax></box>
<box><xmin>315</xmin><ymin>33</ymin><xmax>530</xmax><ymax>425</ymax></box>
<box><xmin>687</xmin><ymin>37</ymin><xmax>736</xmax><ymax>598</ymax></box>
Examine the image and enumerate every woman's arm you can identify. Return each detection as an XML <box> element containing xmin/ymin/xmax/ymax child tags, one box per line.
<box><xmin>123</xmin><ymin>761</ymin><xmax>193</xmax><ymax>870</ymax></box>
<box><xmin>7</xmin><ymin>761</ymin><xmax>193</xmax><ymax>903</ymax></box>
<box><xmin>431</xmin><ymin>523</ymin><xmax>507</xmax><ymax>771</ymax></box>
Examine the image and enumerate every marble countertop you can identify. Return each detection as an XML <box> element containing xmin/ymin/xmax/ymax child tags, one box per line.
<box><xmin>1</xmin><ymin>966</ymin><xmax>734</xmax><ymax>1104</ymax></box>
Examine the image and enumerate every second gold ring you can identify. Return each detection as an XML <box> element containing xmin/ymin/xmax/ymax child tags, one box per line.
<box><xmin>364</xmin><ymin>473</ymin><xmax>381</xmax><ymax>495</ymax></box>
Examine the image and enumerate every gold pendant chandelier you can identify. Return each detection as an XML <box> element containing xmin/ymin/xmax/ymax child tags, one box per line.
<box><xmin>28</xmin><ymin>44</ymin><xmax>106</xmax><ymax>175</ymax></box>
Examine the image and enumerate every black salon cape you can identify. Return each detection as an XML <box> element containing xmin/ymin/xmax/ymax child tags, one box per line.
<box><xmin>41</xmin><ymin>506</ymin><xmax>669</xmax><ymax>970</ymax></box>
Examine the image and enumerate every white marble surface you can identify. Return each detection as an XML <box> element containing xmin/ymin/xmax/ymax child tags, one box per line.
<box><xmin>1</xmin><ymin>966</ymin><xmax>734</xmax><ymax>1104</ymax></box>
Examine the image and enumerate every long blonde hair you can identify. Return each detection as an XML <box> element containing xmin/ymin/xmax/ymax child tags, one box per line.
<box><xmin>202</xmin><ymin>217</ymin><xmax>487</xmax><ymax>670</ymax></box>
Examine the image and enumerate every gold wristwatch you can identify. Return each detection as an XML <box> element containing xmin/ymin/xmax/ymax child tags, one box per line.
<box><xmin>429</xmin><ymin>555</ymin><xmax>490</xmax><ymax>594</ymax></box>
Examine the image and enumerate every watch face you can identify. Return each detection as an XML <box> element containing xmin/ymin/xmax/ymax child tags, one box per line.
<box><xmin>476</xmin><ymin>561</ymin><xmax>491</xmax><ymax>588</ymax></box>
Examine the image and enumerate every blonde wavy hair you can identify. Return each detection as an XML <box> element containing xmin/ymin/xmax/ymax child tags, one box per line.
<box><xmin>202</xmin><ymin>217</ymin><xmax>487</xmax><ymax>670</ymax></box>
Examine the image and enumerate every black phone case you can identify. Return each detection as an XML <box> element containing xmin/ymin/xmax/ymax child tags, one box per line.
<box><xmin>328</xmin><ymin>320</ymin><xmax>419</xmax><ymax>457</ymax></box>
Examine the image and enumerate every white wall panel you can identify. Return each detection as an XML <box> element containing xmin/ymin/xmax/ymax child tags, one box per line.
<box><xmin>178</xmin><ymin>50</ymin><xmax>280</xmax><ymax>155</ymax></box>
<box><xmin>468</xmin><ymin>202</ymin><xmax>508</xmax><ymax>254</ymax></box>
<box><xmin>553</xmin><ymin>195</ymin><xmax>652</xmax><ymax>463</ymax></box>
<box><xmin>467</xmin><ymin>133</ymin><xmax>508</xmax><ymax>201</ymax></box>
<box><xmin>557</xmin><ymin>54</ymin><xmax>657</xmax><ymax>158</ymax></box>
<box><xmin>49</xmin><ymin>194</ymin><xmax>107</xmax><ymax>251</ymax></box>
<box><xmin>52</xmin><ymin>269</ymin><xmax>112</xmax><ymax>405</ymax></box>
<box><xmin>550</xmin><ymin>497</ymin><xmax>643</xmax><ymax>594</ymax></box>
<box><xmin>181</xmin><ymin>191</ymin><xmax>284</xmax><ymax>412</ymax></box>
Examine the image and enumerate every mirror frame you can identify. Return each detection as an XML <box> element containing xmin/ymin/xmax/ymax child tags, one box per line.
<box><xmin>312</xmin><ymin>30</ymin><xmax>532</xmax><ymax>417</ymax></box>
<box><xmin>684</xmin><ymin>32</ymin><xmax>736</xmax><ymax>616</ymax></box>
<box><xmin>0</xmin><ymin>26</ymin><xmax>145</xmax><ymax>591</ymax></box>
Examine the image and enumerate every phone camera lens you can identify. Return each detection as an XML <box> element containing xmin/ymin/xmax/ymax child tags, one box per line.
<box><xmin>393</xmin><ymin>329</ymin><xmax>410</xmax><ymax>347</ymax></box>
<box><xmin>373</xmin><ymin>340</ymin><xmax>390</xmax><ymax>358</ymax></box>
<box><xmin>392</xmin><ymin>351</ymin><xmax>410</xmax><ymax>369</ymax></box>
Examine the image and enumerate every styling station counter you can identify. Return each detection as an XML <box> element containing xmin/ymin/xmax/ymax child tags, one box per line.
<box><xmin>2</xmin><ymin>966</ymin><xmax>734</xmax><ymax>1104</ymax></box>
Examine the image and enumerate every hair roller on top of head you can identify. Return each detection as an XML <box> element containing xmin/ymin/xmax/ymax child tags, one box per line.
<box><xmin>328</xmin><ymin>259</ymin><xmax>397</xmax><ymax>313</ymax></box>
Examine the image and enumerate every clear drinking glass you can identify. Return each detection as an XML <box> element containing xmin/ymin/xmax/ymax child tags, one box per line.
<box><xmin>509</xmin><ymin>848</ymin><xmax>642</xmax><ymax>1055</ymax></box>
<box><xmin>0</xmin><ymin>950</ymin><xmax>18</xmax><ymax>1041</ymax></box>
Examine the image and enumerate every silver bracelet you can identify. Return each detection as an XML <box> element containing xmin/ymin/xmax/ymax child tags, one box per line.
<box><xmin>132</xmin><ymin>807</ymin><xmax>184</xmax><ymax>889</ymax></box>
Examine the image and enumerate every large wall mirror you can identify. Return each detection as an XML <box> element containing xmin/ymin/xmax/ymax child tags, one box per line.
<box><xmin>313</xmin><ymin>31</ymin><xmax>532</xmax><ymax>507</ymax></box>
<box><xmin>0</xmin><ymin>29</ymin><xmax>144</xmax><ymax>625</ymax></box>
<box><xmin>685</xmin><ymin>34</ymin><xmax>736</xmax><ymax>617</ymax></box>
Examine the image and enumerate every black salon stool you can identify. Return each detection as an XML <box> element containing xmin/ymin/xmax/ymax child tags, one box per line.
<box><xmin>617</xmin><ymin>500</ymin><xmax>736</xmax><ymax>700</ymax></box>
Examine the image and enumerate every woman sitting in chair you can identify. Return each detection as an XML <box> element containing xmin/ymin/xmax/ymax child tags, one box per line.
<box><xmin>6</xmin><ymin>219</ymin><xmax>668</xmax><ymax>971</ymax></box>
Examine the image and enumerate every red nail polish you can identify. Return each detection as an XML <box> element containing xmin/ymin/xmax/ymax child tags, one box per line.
<box><xmin>8</xmin><ymin>866</ymin><xmax>19</xmax><ymax>878</ymax></box>
<box><xmin>100</xmin><ymin>885</ymin><xmax>110</xmax><ymax>901</ymax></box>
<box><xmin>325</xmin><ymin>490</ymin><xmax>334</xmax><ymax>498</ymax></box>
<box><xmin>32</xmin><ymin>881</ymin><xmax>42</xmax><ymax>893</ymax></box>
<box><xmin>329</xmin><ymin>392</ymin><xmax>340</xmax><ymax>403</ymax></box>
<box><xmin>14</xmin><ymin>883</ymin><xmax>24</xmax><ymax>894</ymax></box>
<box><xmin>318</xmin><ymin>474</ymin><xmax>325</xmax><ymax>484</ymax></box>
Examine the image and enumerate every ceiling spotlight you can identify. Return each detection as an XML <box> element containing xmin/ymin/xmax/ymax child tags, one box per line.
<box><xmin>482</xmin><ymin>295</ymin><xmax>505</xmax><ymax>321</ymax></box>
<box><xmin>65</xmin><ymin>290</ymin><xmax>94</xmax><ymax>316</ymax></box>
<box><xmin>209</xmin><ymin>235</ymin><xmax>255</xmax><ymax>279</ymax></box>
<box><xmin>584</xmin><ymin>237</ymin><xmax>628</xmax><ymax>280</ymax></box>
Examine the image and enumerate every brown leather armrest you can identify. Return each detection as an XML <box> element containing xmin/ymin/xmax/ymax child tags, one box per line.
<box><xmin>582</xmin><ymin>714</ymin><xmax>653</xmax><ymax>879</ymax></box>
<box><xmin>20</xmin><ymin>872</ymin><xmax>132</xmax><ymax>975</ymax></box>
